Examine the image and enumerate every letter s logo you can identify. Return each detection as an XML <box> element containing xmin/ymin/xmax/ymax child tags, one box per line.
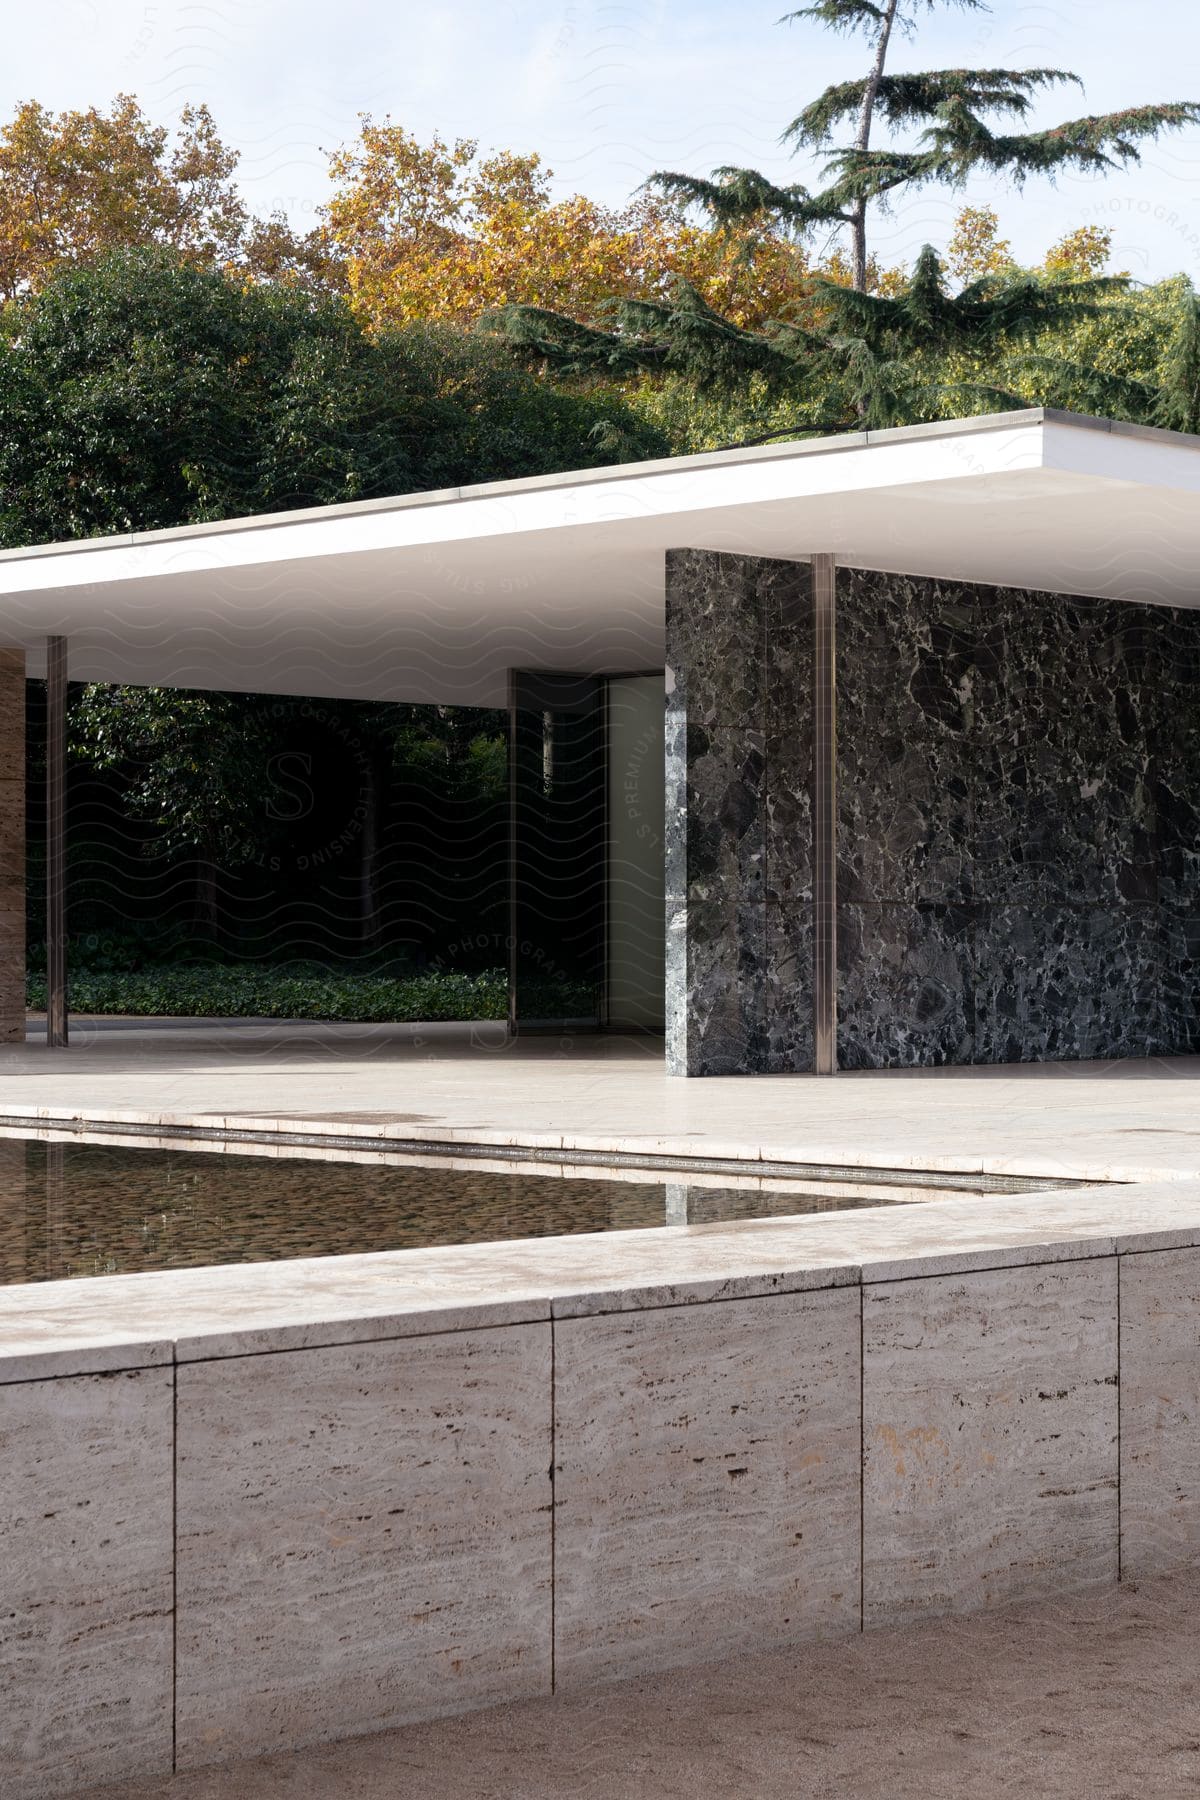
<box><xmin>265</xmin><ymin>752</ymin><xmax>313</xmax><ymax>822</ymax></box>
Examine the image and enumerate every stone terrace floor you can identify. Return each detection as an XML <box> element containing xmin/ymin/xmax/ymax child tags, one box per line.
<box><xmin>3</xmin><ymin>1018</ymin><xmax>1200</xmax><ymax>1183</ymax></box>
<box><xmin>87</xmin><ymin>1567</ymin><xmax>1200</xmax><ymax>1800</ymax></box>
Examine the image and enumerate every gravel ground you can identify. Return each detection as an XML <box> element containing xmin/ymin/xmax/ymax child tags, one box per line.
<box><xmin>89</xmin><ymin>1573</ymin><xmax>1200</xmax><ymax>1800</ymax></box>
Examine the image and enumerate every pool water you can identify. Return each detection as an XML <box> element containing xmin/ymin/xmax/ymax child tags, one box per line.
<box><xmin>0</xmin><ymin>1135</ymin><xmax>1068</xmax><ymax>1286</ymax></box>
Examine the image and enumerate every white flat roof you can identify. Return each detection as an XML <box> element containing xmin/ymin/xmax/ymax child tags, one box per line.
<box><xmin>0</xmin><ymin>408</ymin><xmax>1197</xmax><ymax>704</ymax></box>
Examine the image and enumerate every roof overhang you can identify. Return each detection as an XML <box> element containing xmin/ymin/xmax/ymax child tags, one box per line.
<box><xmin>0</xmin><ymin>408</ymin><xmax>1197</xmax><ymax>705</ymax></box>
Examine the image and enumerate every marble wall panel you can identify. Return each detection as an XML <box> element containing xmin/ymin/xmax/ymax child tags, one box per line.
<box><xmin>1145</xmin><ymin>602</ymin><xmax>1200</xmax><ymax>914</ymax></box>
<box><xmin>1120</xmin><ymin>1247</ymin><xmax>1200</xmax><ymax>1580</ymax></box>
<box><xmin>973</xmin><ymin>588</ymin><xmax>1158</xmax><ymax>908</ymax></box>
<box><xmin>0</xmin><ymin>1367</ymin><xmax>174</xmax><ymax>1800</ymax></box>
<box><xmin>174</xmin><ymin>1324</ymin><xmax>553</xmax><ymax>1768</ymax></box>
<box><xmin>764</xmin><ymin>901</ymin><xmax>814</xmax><ymax>1072</ymax></box>
<box><xmin>670</xmin><ymin>896</ymin><xmax>767</xmax><ymax>1077</ymax></box>
<box><xmin>554</xmin><ymin>1287</ymin><xmax>861</xmax><ymax>1685</ymax></box>
<box><xmin>863</xmin><ymin>1258</ymin><xmax>1119</xmax><ymax>1629</ymax></box>
<box><xmin>763</xmin><ymin>556</ymin><xmax>815</xmax><ymax>907</ymax></box>
<box><xmin>665</xmin><ymin>550</ymin><xmax>1200</xmax><ymax>1071</ymax></box>
<box><xmin>836</xmin><ymin>568</ymin><xmax>975</xmax><ymax>905</ymax></box>
<box><xmin>837</xmin><ymin>902</ymin><xmax>974</xmax><ymax>1069</ymax></box>
<box><xmin>1158</xmin><ymin>910</ymin><xmax>1200</xmax><ymax>1054</ymax></box>
<box><xmin>665</xmin><ymin>549</ymin><xmax>813</xmax><ymax>1075</ymax></box>
<box><xmin>973</xmin><ymin>904</ymin><xmax>1161</xmax><ymax>1063</ymax></box>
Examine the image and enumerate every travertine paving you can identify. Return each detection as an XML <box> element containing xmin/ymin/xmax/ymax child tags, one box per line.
<box><xmin>7</xmin><ymin>1021</ymin><xmax>1200</xmax><ymax>1800</ymax></box>
<box><xmin>3</xmin><ymin>1019</ymin><xmax>1200</xmax><ymax>1182</ymax></box>
<box><xmin>86</xmin><ymin>1568</ymin><xmax>1200</xmax><ymax>1800</ymax></box>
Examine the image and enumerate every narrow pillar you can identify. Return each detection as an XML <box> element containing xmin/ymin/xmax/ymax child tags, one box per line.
<box><xmin>45</xmin><ymin>637</ymin><xmax>68</xmax><ymax>1048</ymax></box>
<box><xmin>811</xmin><ymin>555</ymin><xmax>838</xmax><ymax>1076</ymax></box>
<box><xmin>0</xmin><ymin>649</ymin><xmax>26</xmax><ymax>1044</ymax></box>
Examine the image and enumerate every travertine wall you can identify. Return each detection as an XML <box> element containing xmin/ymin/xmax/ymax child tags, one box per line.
<box><xmin>0</xmin><ymin>650</ymin><xmax>24</xmax><ymax>1043</ymax></box>
<box><xmin>7</xmin><ymin>1240</ymin><xmax>1200</xmax><ymax>1796</ymax></box>
<box><xmin>665</xmin><ymin>551</ymin><xmax>1200</xmax><ymax>1073</ymax></box>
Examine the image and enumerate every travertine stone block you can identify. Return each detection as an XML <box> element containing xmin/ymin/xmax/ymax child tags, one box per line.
<box><xmin>553</xmin><ymin>1286</ymin><xmax>861</xmax><ymax>1685</ymax></box>
<box><xmin>863</xmin><ymin>1258</ymin><xmax>1118</xmax><ymax>1628</ymax></box>
<box><xmin>1121</xmin><ymin>1247</ymin><xmax>1200</xmax><ymax>1578</ymax></box>
<box><xmin>0</xmin><ymin>1367</ymin><xmax>174</xmax><ymax>1800</ymax></box>
<box><xmin>175</xmin><ymin>1324</ymin><xmax>553</xmax><ymax>1768</ymax></box>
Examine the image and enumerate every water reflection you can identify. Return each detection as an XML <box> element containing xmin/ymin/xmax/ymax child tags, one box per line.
<box><xmin>0</xmin><ymin>1136</ymin><xmax>914</xmax><ymax>1286</ymax></box>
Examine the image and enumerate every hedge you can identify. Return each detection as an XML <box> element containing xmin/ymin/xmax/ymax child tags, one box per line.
<box><xmin>26</xmin><ymin>965</ymin><xmax>509</xmax><ymax>1023</ymax></box>
<box><xmin>25</xmin><ymin>964</ymin><xmax>600</xmax><ymax>1023</ymax></box>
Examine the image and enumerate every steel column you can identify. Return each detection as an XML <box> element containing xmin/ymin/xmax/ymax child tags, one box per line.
<box><xmin>45</xmin><ymin>636</ymin><xmax>68</xmax><ymax>1049</ymax></box>
<box><xmin>811</xmin><ymin>556</ymin><xmax>837</xmax><ymax>1075</ymax></box>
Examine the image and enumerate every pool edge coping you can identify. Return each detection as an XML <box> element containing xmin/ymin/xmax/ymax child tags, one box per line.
<box><xmin>6</xmin><ymin>1173</ymin><xmax>1200</xmax><ymax>1384</ymax></box>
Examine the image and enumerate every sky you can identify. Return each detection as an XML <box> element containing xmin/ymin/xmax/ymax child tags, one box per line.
<box><xmin>8</xmin><ymin>0</ymin><xmax>1200</xmax><ymax>282</ymax></box>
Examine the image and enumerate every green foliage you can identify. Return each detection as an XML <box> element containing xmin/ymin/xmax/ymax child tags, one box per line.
<box><xmin>928</xmin><ymin>276</ymin><xmax>1200</xmax><ymax>432</ymax></box>
<box><xmin>495</xmin><ymin>3</ymin><xmax>1199</xmax><ymax>428</ymax></box>
<box><xmin>388</xmin><ymin>705</ymin><xmax>509</xmax><ymax>805</ymax></box>
<box><xmin>781</xmin><ymin>1</ymin><xmax>985</xmax><ymax>35</ymax></box>
<box><xmin>1154</xmin><ymin>288</ymin><xmax>1200</xmax><ymax>435</ymax></box>
<box><xmin>789</xmin><ymin>69</ymin><xmax>1071</xmax><ymax>146</ymax></box>
<box><xmin>0</xmin><ymin>247</ymin><xmax>668</xmax><ymax>549</ymax></box>
<box><xmin>644</xmin><ymin>3</ymin><xmax>1198</xmax><ymax>292</ymax></box>
<box><xmin>24</xmin><ymin>956</ymin><xmax>596</xmax><ymax>1023</ymax></box>
<box><xmin>0</xmin><ymin>250</ymin><xmax>412</xmax><ymax>539</ymax></box>
<box><xmin>26</xmin><ymin>962</ymin><xmax>511</xmax><ymax>1022</ymax></box>
<box><xmin>69</xmin><ymin>686</ymin><xmax>273</xmax><ymax>864</ymax></box>
<box><xmin>626</xmin><ymin>373</ymin><xmax>827</xmax><ymax>453</ymax></box>
<box><xmin>67</xmin><ymin>684</ymin><xmax>510</xmax><ymax>876</ymax></box>
<box><xmin>392</xmin><ymin>324</ymin><xmax>666</xmax><ymax>481</ymax></box>
<box><xmin>501</xmin><ymin>248</ymin><xmax>1124</xmax><ymax>433</ymax></box>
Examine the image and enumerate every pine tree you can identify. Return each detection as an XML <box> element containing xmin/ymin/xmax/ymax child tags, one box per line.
<box><xmin>495</xmin><ymin>246</ymin><xmax>1121</xmax><ymax>432</ymax></box>
<box><xmin>492</xmin><ymin>4</ymin><xmax>1200</xmax><ymax>435</ymax></box>
<box><xmin>653</xmin><ymin>1</ymin><xmax>1200</xmax><ymax>293</ymax></box>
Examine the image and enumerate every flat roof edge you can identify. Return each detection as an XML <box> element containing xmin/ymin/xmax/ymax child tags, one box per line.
<box><xmin>5</xmin><ymin>406</ymin><xmax>1198</xmax><ymax>570</ymax></box>
<box><xmin>0</xmin><ymin>407</ymin><xmax>1052</xmax><ymax>567</ymax></box>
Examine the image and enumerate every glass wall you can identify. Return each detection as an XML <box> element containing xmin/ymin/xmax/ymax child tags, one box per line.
<box><xmin>508</xmin><ymin>670</ymin><xmax>665</xmax><ymax>1034</ymax></box>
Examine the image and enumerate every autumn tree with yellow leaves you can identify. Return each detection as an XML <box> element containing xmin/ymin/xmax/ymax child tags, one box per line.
<box><xmin>322</xmin><ymin>119</ymin><xmax>814</xmax><ymax>333</ymax></box>
<box><xmin>0</xmin><ymin>95</ymin><xmax>329</xmax><ymax>300</ymax></box>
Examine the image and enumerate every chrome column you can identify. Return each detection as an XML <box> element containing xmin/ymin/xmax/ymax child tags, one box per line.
<box><xmin>811</xmin><ymin>556</ymin><xmax>837</xmax><ymax>1075</ymax></box>
<box><xmin>45</xmin><ymin>636</ymin><xmax>68</xmax><ymax>1048</ymax></box>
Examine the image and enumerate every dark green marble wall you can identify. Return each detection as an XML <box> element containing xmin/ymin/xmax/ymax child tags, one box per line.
<box><xmin>665</xmin><ymin>551</ymin><xmax>1200</xmax><ymax>1074</ymax></box>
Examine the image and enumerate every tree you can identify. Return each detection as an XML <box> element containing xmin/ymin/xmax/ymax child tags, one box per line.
<box><xmin>0</xmin><ymin>94</ymin><xmax>345</xmax><ymax>300</ymax></box>
<box><xmin>946</xmin><ymin>205</ymin><xmax>1013</xmax><ymax>283</ymax></box>
<box><xmin>0</xmin><ymin>247</ymin><xmax>668</xmax><ymax>548</ymax></box>
<box><xmin>0</xmin><ymin>96</ymin><xmax>248</xmax><ymax>299</ymax></box>
<box><xmin>322</xmin><ymin>120</ymin><xmax>812</xmax><ymax>332</ymax></box>
<box><xmin>3</xmin><ymin>249</ymin><xmax>667</xmax><ymax>943</ymax></box>
<box><xmin>0</xmin><ymin>248</ymin><xmax>421</xmax><ymax>540</ymax></box>
<box><xmin>651</xmin><ymin>2</ymin><xmax>1200</xmax><ymax>291</ymax></box>
<box><xmin>1154</xmin><ymin>285</ymin><xmax>1200</xmax><ymax>434</ymax></box>
<box><xmin>68</xmin><ymin>687</ymin><xmax>274</xmax><ymax>929</ymax></box>
<box><xmin>494</xmin><ymin>241</ymin><xmax>1122</xmax><ymax>435</ymax></box>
